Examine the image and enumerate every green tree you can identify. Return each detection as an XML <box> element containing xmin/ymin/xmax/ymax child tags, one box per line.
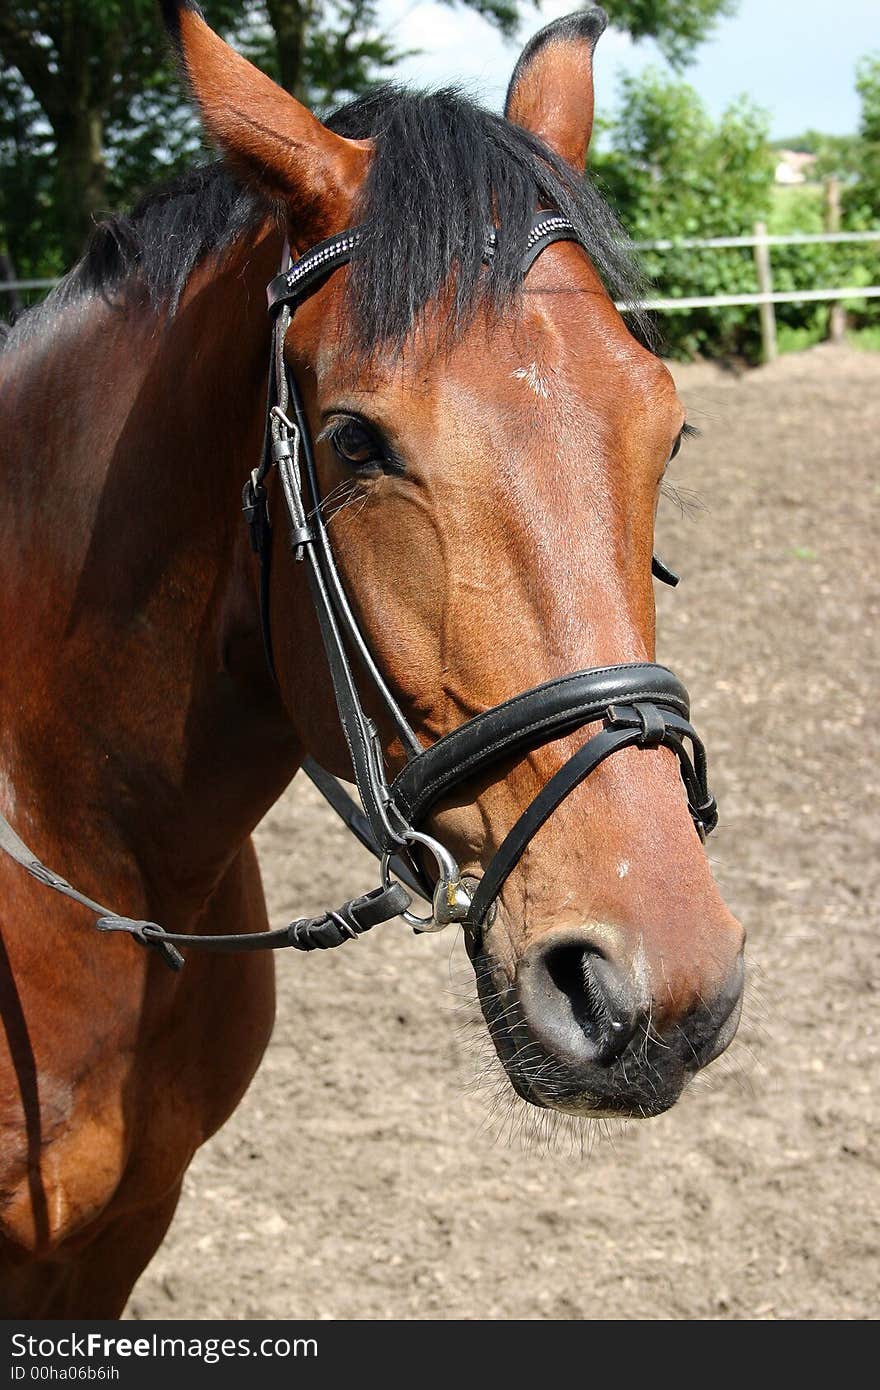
<box><xmin>770</xmin><ymin>129</ymin><xmax>862</xmax><ymax>183</ymax></box>
<box><xmin>0</xmin><ymin>62</ymin><xmax>57</xmax><ymax>290</ymax></box>
<box><xmin>0</xmin><ymin>0</ymin><xmax>485</xmax><ymax>276</ymax></box>
<box><xmin>594</xmin><ymin>69</ymin><xmax>772</xmax><ymax>242</ymax></box>
<box><xmin>0</xmin><ymin>0</ymin><xmax>739</xmax><ymax>283</ymax></box>
<box><xmin>844</xmin><ymin>54</ymin><xmax>880</xmax><ymax>222</ymax></box>
<box><xmin>244</xmin><ymin>0</ymin><xmax>412</xmax><ymax>109</ymax></box>
<box><xmin>593</xmin><ymin>68</ymin><xmax>774</xmax><ymax>359</ymax></box>
<box><xmin>222</xmin><ymin>0</ymin><xmax>739</xmax><ymax>108</ymax></box>
<box><xmin>0</xmin><ymin>2</ymin><xmax>248</xmax><ymax>268</ymax></box>
<box><xmin>812</xmin><ymin>133</ymin><xmax>863</xmax><ymax>184</ymax></box>
<box><xmin>596</xmin><ymin>0</ymin><xmax>737</xmax><ymax>68</ymax></box>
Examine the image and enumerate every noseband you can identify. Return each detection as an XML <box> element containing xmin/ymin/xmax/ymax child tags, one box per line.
<box><xmin>0</xmin><ymin>213</ymin><xmax>717</xmax><ymax>968</ymax></box>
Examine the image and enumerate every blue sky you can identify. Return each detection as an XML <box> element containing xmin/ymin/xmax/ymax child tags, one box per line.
<box><xmin>382</xmin><ymin>0</ymin><xmax>878</xmax><ymax>137</ymax></box>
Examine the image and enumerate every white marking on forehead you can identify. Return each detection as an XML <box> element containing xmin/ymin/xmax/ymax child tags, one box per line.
<box><xmin>616</xmin><ymin>859</ymin><xmax>630</xmax><ymax>879</ymax></box>
<box><xmin>511</xmin><ymin>361</ymin><xmax>551</xmax><ymax>399</ymax></box>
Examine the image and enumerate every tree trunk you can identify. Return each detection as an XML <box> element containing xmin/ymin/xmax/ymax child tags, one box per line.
<box><xmin>0</xmin><ymin>249</ymin><xmax>23</xmax><ymax>318</ymax></box>
<box><xmin>52</xmin><ymin>104</ymin><xmax>106</xmax><ymax>268</ymax></box>
<box><xmin>267</xmin><ymin>0</ymin><xmax>311</xmax><ymax>100</ymax></box>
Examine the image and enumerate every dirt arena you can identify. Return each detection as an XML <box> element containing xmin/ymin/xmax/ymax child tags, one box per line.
<box><xmin>127</xmin><ymin>345</ymin><xmax>878</xmax><ymax>1321</ymax></box>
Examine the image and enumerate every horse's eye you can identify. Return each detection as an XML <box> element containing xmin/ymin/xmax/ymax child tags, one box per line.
<box><xmin>669</xmin><ymin>421</ymin><xmax>699</xmax><ymax>465</ymax></box>
<box><xmin>327</xmin><ymin>417</ymin><xmax>385</xmax><ymax>472</ymax></box>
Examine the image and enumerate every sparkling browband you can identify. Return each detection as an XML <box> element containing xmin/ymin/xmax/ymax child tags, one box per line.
<box><xmin>266</xmin><ymin>215</ymin><xmax>581</xmax><ymax>314</ymax></box>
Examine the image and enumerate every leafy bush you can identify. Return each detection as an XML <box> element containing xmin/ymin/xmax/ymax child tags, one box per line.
<box><xmin>844</xmin><ymin>56</ymin><xmax>880</xmax><ymax>224</ymax></box>
<box><xmin>593</xmin><ymin>68</ymin><xmax>880</xmax><ymax>362</ymax></box>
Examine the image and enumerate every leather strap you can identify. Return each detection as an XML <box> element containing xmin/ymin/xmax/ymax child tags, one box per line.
<box><xmin>390</xmin><ymin>663</ymin><xmax>690</xmax><ymax>825</ymax></box>
<box><xmin>0</xmin><ymin>797</ymin><xmax>411</xmax><ymax>969</ymax></box>
<box><xmin>465</xmin><ymin>703</ymin><xmax>716</xmax><ymax>931</ymax></box>
<box><xmin>652</xmin><ymin>554</ymin><xmax>679</xmax><ymax>587</ymax></box>
<box><xmin>0</xmin><ymin>808</ymin><xmax>186</xmax><ymax>969</ymax></box>
<box><xmin>98</xmin><ymin>880</ymin><xmax>410</xmax><ymax>954</ymax></box>
<box><xmin>465</xmin><ymin>723</ymin><xmax>642</xmax><ymax>929</ymax></box>
<box><xmin>267</xmin><ymin>228</ymin><xmax>361</xmax><ymax>313</ymax></box>
<box><xmin>260</xmin><ymin>283</ymin><xmax>420</xmax><ymax>856</ymax></box>
<box><xmin>520</xmin><ymin>213</ymin><xmax>582</xmax><ymax>273</ymax></box>
<box><xmin>300</xmin><ymin>758</ymin><xmax>432</xmax><ymax>900</ymax></box>
<box><xmin>266</xmin><ymin>213</ymin><xmax>583</xmax><ymax>315</ymax></box>
<box><xmin>285</xmin><ymin>365</ymin><xmax>422</xmax><ymax>759</ymax></box>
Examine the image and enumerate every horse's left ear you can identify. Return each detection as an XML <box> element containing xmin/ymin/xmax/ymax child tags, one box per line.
<box><xmin>504</xmin><ymin>8</ymin><xmax>608</xmax><ymax>171</ymax></box>
<box><xmin>159</xmin><ymin>1</ymin><xmax>369</xmax><ymax>232</ymax></box>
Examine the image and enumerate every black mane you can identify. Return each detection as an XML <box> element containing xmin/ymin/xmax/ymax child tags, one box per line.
<box><xmin>3</xmin><ymin>86</ymin><xmax>647</xmax><ymax>353</ymax></box>
<box><xmin>1</xmin><ymin>163</ymin><xmax>264</xmax><ymax>350</ymax></box>
<box><xmin>75</xmin><ymin>161</ymin><xmax>263</xmax><ymax>314</ymax></box>
<box><xmin>330</xmin><ymin>86</ymin><xmax>647</xmax><ymax>349</ymax></box>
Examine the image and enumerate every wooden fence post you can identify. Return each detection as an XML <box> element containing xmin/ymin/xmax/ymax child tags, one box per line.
<box><xmin>753</xmin><ymin>220</ymin><xmax>778</xmax><ymax>363</ymax></box>
<box><xmin>826</xmin><ymin>179</ymin><xmax>847</xmax><ymax>344</ymax></box>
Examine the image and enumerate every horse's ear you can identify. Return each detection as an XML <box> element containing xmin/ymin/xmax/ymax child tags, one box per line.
<box><xmin>504</xmin><ymin>8</ymin><xmax>607</xmax><ymax>171</ymax></box>
<box><xmin>159</xmin><ymin>1</ymin><xmax>369</xmax><ymax>231</ymax></box>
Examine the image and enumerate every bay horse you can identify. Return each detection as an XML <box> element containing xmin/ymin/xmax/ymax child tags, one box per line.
<box><xmin>0</xmin><ymin>1</ymin><xmax>744</xmax><ymax>1316</ymax></box>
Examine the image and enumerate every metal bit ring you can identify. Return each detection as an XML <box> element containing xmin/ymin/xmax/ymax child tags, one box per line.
<box><xmin>381</xmin><ymin>830</ymin><xmax>474</xmax><ymax>932</ymax></box>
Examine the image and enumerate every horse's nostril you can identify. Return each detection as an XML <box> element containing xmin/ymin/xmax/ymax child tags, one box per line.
<box><xmin>517</xmin><ymin>933</ymin><xmax>643</xmax><ymax>1068</ymax></box>
<box><xmin>553</xmin><ymin>945</ymin><xmax>640</xmax><ymax>1063</ymax></box>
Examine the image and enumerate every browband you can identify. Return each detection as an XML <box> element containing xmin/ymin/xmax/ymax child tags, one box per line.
<box><xmin>267</xmin><ymin>212</ymin><xmax>584</xmax><ymax>314</ymax></box>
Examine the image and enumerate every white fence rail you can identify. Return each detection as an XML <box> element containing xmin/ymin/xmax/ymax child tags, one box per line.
<box><xmin>3</xmin><ymin>227</ymin><xmax>879</xmax><ymax>361</ymax></box>
<box><xmin>632</xmin><ymin>229</ymin><xmax>880</xmax><ymax>251</ymax></box>
<box><xmin>626</xmin><ymin>224</ymin><xmax>880</xmax><ymax>360</ymax></box>
<box><xmin>636</xmin><ymin>285</ymin><xmax>880</xmax><ymax>311</ymax></box>
<box><xmin>2</xmin><ymin>278</ymin><xmax>58</xmax><ymax>290</ymax></box>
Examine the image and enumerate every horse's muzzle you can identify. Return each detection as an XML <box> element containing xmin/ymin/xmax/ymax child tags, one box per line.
<box><xmin>477</xmin><ymin>929</ymin><xmax>745</xmax><ymax>1116</ymax></box>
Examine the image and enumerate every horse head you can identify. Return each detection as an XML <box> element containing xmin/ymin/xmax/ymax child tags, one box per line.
<box><xmin>163</xmin><ymin>1</ymin><xmax>744</xmax><ymax>1117</ymax></box>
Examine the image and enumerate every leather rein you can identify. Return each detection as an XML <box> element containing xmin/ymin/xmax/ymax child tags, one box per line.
<box><xmin>0</xmin><ymin>213</ymin><xmax>717</xmax><ymax>971</ymax></box>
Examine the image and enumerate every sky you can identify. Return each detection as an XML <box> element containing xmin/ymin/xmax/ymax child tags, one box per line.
<box><xmin>380</xmin><ymin>0</ymin><xmax>878</xmax><ymax>138</ymax></box>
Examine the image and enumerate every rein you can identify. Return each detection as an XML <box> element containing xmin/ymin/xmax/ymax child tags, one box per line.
<box><xmin>0</xmin><ymin>213</ymin><xmax>716</xmax><ymax>970</ymax></box>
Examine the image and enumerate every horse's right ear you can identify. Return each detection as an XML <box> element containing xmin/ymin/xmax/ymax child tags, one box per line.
<box><xmin>159</xmin><ymin>2</ymin><xmax>369</xmax><ymax>233</ymax></box>
<box><xmin>505</xmin><ymin>8</ymin><xmax>607</xmax><ymax>171</ymax></box>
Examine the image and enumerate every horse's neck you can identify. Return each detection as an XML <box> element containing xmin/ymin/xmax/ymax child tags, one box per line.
<box><xmin>0</xmin><ymin>229</ymin><xmax>301</xmax><ymax>915</ymax></box>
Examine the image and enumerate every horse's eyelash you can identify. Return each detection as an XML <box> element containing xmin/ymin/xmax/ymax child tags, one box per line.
<box><xmin>316</xmin><ymin>417</ymin><xmax>369</xmax><ymax>450</ymax></box>
<box><xmin>681</xmin><ymin>422</ymin><xmax>701</xmax><ymax>441</ymax></box>
<box><xmin>316</xmin><ymin>420</ymin><xmax>346</xmax><ymax>445</ymax></box>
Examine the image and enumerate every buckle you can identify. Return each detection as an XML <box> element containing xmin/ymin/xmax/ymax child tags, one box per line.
<box><xmin>242</xmin><ymin>468</ymin><xmax>263</xmax><ymax>520</ymax></box>
<box><xmin>242</xmin><ymin>469</ymin><xmax>269</xmax><ymax>550</ymax></box>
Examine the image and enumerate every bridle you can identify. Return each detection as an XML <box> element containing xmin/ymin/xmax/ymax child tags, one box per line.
<box><xmin>0</xmin><ymin>212</ymin><xmax>717</xmax><ymax>970</ymax></box>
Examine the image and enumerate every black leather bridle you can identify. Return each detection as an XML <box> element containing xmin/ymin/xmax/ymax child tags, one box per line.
<box><xmin>0</xmin><ymin>213</ymin><xmax>717</xmax><ymax>970</ymax></box>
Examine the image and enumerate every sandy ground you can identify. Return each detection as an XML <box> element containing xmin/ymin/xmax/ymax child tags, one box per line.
<box><xmin>127</xmin><ymin>345</ymin><xmax>878</xmax><ymax>1321</ymax></box>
